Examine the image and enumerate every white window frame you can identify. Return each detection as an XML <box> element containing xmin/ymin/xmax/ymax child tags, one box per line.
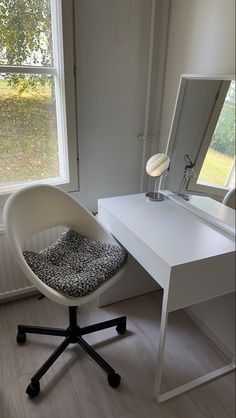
<box><xmin>186</xmin><ymin>80</ymin><xmax>235</xmax><ymax>199</ymax></box>
<box><xmin>0</xmin><ymin>0</ymin><xmax>78</xmax><ymax>202</ymax></box>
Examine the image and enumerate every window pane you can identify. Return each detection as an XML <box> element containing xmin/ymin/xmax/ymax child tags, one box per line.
<box><xmin>0</xmin><ymin>0</ymin><xmax>53</xmax><ymax>67</ymax></box>
<box><xmin>0</xmin><ymin>75</ymin><xmax>60</xmax><ymax>186</ymax></box>
<box><xmin>197</xmin><ymin>81</ymin><xmax>235</xmax><ymax>188</ymax></box>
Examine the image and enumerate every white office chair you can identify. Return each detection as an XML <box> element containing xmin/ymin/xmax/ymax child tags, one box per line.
<box><xmin>3</xmin><ymin>184</ymin><xmax>127</xmax><ymax>398</ymax></box>
<box><xmin>222</xmin><ymin>188</ymin><xmax>236</xmax><ymax>210</ymax></box>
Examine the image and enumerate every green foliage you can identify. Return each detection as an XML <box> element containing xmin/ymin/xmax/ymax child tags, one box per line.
<box><xmin>0</xmin><ymin>87</ymin><xmax>59</xmax><ymax>182</ymax></box>
<box><xmin>210</xmin><ymin>103</ymin><xmax>235</xmax><ymax>156</ymax></box>
<box><xmin>227</xmin><ymin>80</ymin><xmax>235</xmax><ymax>103</ymax></box>
<box><xmin>0</xmin><ymin>0</ymin><xmax>52</xmax><ymax>93</ymax></box>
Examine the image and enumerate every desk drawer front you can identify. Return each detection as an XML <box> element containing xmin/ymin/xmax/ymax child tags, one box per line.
<box><xmin>98</xmin><ymin>205</ymin><xmax>170</xmax><ymax>289</ymax></box>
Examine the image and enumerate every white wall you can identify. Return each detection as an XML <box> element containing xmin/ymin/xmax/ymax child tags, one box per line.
<box><xmin>74</xmin><ymin>0</ymin><xmax>152</xmax><ymax>212</ymax></box>
<box><xmin>159</xmin><ymin>0</ymin><xmax>235</xmax><ymax>354</ymax></box>
<box><xmin>159</xmin><ymin>0</ymin><xmax>235</xmax><ymax>152</ymax></box>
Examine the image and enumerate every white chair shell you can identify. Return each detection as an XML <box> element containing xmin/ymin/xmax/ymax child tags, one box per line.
<box><xmin>3</xmin><ymin>184</ymin><xmax>125</xmax><ymax>307</ymax></box>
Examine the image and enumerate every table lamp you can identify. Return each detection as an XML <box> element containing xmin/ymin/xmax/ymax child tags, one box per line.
<box><xmin>145</xmin><ymin>153</ymin><xmax>170</xmax><ymax>201</ymax></box>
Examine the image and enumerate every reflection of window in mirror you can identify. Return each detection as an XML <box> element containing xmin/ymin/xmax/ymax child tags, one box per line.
<box><xmin>187</xmin><ymin>80</ymin><xmax>235</xmax><ymax>198</ymax></box>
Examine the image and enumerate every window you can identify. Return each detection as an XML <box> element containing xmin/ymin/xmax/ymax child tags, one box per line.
<box><xmin>187</xmin><ymin>80</ymin><xmax>235</xmax><ymax>198</ymax></box>
<box><xmin>0</xmin><ymin>0</ymin><xmax>78</xmax><ymax>199</ymax></box>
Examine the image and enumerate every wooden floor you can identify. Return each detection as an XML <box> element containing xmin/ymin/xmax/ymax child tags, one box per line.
<box><xmin>0</xmin><ymin>291</ymin><xmax>235</xmax><ymax>418</ymax></box>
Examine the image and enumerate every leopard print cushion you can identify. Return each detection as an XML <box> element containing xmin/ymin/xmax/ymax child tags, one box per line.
<box><xmin>23</xmin><ymin>230</ymin><xmax>127</xmax><ymax>297</ymax></box>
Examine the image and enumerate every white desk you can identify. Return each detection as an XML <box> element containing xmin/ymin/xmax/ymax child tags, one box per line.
<box><xmin>98</xmin><ymin>192</ymin><xmax>235</xmax><ymax>402</ymax></box>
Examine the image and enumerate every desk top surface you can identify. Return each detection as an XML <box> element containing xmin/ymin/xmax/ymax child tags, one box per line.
<box><xmin>98</xmin><ymin>193</ymin><xmax>235</xmax><ymax>268</ymax></box>
<box><xmin>165</xmin><ymin>192</ymin><xmax>235</xmax><ymax>236</ymax></box>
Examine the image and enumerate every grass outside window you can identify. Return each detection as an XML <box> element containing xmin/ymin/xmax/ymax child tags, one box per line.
<box><xmin>198</xmin><ymin>147</ymin><xmax>234</xmax><ymax>187</ymax></box>
<box><xmin>0</xmin><ymin>80</ymin><xmax>59</xmax><ymax>184</ymax></box>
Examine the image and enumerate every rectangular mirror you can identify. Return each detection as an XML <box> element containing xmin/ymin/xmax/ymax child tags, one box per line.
<box><xmin>163</xmin><ymin>74</ymin><xmax>235</xmax><ymax>200</ymax></box>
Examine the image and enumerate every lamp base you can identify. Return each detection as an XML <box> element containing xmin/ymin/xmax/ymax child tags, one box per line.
<box><xmin>145</xmin><ymin>192</ymin><xmax>165</xmax><ymax>202</ymax></box>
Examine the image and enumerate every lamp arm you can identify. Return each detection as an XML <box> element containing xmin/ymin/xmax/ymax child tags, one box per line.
<box><xmin>178</xmin><ymin>154</ymin><xmax>195</xmax><ymax>200</ymax></box>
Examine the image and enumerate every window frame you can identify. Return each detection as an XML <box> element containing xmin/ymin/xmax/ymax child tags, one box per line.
<box><xmin>0</xmin><ymin>0</ymin><xmax>78</xmax><ymax>200</ymax></box>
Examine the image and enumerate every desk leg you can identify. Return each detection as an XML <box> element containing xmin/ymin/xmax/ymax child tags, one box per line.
<box><xmin>154</xmin><ymin>288</ymin><xmax>169</xmax><ymax>402</ymax></box>
<box><xmin>154</xmin><ymin>290</ymin><xmax>236</xmax><ymax>403</ymax></box>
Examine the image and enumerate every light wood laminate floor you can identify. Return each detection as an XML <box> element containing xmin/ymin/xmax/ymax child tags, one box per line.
<box><xmin>0</xmin><ymin>291</ymin><xmax>235</xmax><ymax>418</ymax></box>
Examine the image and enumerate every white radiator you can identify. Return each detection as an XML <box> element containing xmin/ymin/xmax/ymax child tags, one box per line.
<box><xmin>0</xmin><ymin>226</ymin><xmax>66</xmax><ymax>302</ymax></box>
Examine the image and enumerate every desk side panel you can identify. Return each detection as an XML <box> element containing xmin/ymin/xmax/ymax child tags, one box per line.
<box><xmin>168</xmin><ymin>252</ymin><xmax>235</xmax><ymax>312</ymax></box>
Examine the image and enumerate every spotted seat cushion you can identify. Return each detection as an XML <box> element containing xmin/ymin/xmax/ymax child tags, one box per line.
<box><xmin>23</xmin><ymin>230</ymin><xmax>127</xmax><ymax>297</ymax></box>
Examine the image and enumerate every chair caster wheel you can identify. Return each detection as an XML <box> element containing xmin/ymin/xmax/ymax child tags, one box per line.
<box><xmin>108</xmin><ymin>373</ymin><xmax>121</xmax><ymax>388</ymax></box>
<box><xmin>116</xmin><ymin>323</ymin><xmax>126</xmax><ymax>335</ymax></box>
<box><xmin>16</xmin><ymin>333</ymin><xmax>26</xmax><ymax>344</ymax></box>
<box><xmin>26</xmin><ymin>381</ymin><xmax>40</xmax><ymax>398</ymax></box>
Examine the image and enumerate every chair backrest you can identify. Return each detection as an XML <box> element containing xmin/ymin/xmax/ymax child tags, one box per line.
<box><xmin>223</xmin><ymin>188</ymin><xmax>236</xmax><ymax>210</ymax></box>
<box><xmin>4</xmin><ymin>184</ymin><xmax>114</xmax><ymax>254</ymax></box>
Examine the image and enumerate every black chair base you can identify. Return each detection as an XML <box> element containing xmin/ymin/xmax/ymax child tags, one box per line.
<box><xmin>17</xmin><ymin>306</ymin><xmax>126</xmax><ymax>398</ymax></box>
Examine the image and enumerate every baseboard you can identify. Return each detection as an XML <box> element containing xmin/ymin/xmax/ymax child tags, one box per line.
<box><xmin>185</xmin><ymin>307</ymin><xmax>234</xmax><ymax>360</ymax></box>
<box><xmin>0</xmin><ymin>286</ymin><xmax>38</xmax><ymax>304</ymax></box>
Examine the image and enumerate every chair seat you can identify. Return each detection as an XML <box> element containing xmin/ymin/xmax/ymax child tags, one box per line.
<box><xmin>24</xmin><ymin>230</ymin><xmax>127</xmax><ymax>297</ymax></box>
